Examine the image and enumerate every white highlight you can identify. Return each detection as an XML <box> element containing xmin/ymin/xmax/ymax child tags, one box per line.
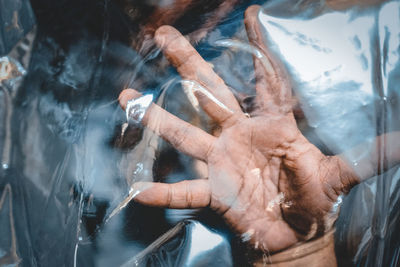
<box><xmin>126</xmin><ymin>94</ymin><xmax>154</xmax><ymax>124</ymax></box>
<box><xmin>181</xmin><ymin>80</ymin><xmax>233</xmax><ymax>113</ymax></box>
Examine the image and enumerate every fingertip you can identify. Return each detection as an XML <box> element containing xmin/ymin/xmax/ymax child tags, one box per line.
<box><xmin>132</xmin><ymin>181</ymin><xmax>153</xmax><ymax>192</ymax></box>
<box><xmin>131</xmin><ymin>182</ymin><xmax>154</xmax><ymax>202</ymax></box>
<box><xmin>244</xmin><ymin>5</ymin><xmax>262</xmax><ymax>37</ymax></box>
<box><xmin>154</xmin><ymin>25</ymin><xmax>194</xmax><ymax>70</ymax></box>
<box><xmin>245</xmin><ymin>5</ymin><xmax>261</xmax><ymax>16</ymax></box>
<box><xmin>118</xmin><ymin>89</ymin><xmax>141</xmax><ymax>110</ymax></box>
<box><xmin>154</xmin><ymin>25</ymin><xmax>180</xmax><ymax>49</ymax></box>
<box><xmin>245</xmin><ymin>5</ymin><xmax>261</xmax><ymax>19</ymax></box>
<box><xmin>155</xmin><ymin>25</ymin><xmax>177</xmax><ymax>36</ymax></box>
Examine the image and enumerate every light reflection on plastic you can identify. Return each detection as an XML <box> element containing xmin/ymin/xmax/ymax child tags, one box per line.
<box><xmin>104</xmin><ymin>189</ymin><xmax>142</xmax><ymax>223</ymax></box>
<box><xmin>126</xmin><ymin>94</ymin><xmax>154</xmax><ymax>124</ymax></box>
<box><xmin>258</xmin><ymin>6</ymin><xmax>379</xmax><ymax>153</ymax></box>
<box><xmin>186</xmin><ymin>221</ymin><xmax>224</xmax><ymax>264</ymax></box>
<box><xmin>378</xmin><ymin>1</ymin><xmax>400</xmax><ymax>96</ymax></box>
<box><xmin>259</xmin><ymin>11</ymin><xmax>373</xmax><ymax>93</ymax></box>
<box><xmin>214</xmin><ymin>39</ymin><xmax>274</xmax><ymax>74</ymax></box>
<box><xmin>181</xmin><ymin>80</ymin><xmax>233</xmax><ymax>113</ymax></box>
<box><xmin>0</xmin><ymin>56</ymin><xmax>26</xmax><ymax>82</ymax></box>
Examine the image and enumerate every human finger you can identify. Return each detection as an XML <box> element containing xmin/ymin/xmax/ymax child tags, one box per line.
<box><xmin>119</xmin><ymin>89</ymin><xmax>215</xmax><ymax>162</ymax></box>
<box><xmin>189</xmin><ymin>82</ymin><xmax>245</xmax><ymax>128</ymax></box>
<box><xmin>154</xmin><ymin>25</ymin><xmax>242</xmax><ymax>113</ymax></box>
<box><xmin>132</xmin><ymin>179</ymin><xmax>211</xmax><ymax>209</ymax></box>
<box><xmin>244</xmin><ymin>5</ymin><xmax>292</xmax><ymax>110</ymax></box>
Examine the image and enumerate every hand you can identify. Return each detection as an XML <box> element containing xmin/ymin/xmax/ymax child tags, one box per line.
<box><xmin>119</xmin><ymin>5</ymin><xmax>359</xmax><ymax>253</ymax></box>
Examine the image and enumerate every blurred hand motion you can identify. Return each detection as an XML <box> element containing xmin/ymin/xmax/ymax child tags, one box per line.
<box><xmin>119</xmin><ymin>5</ymin><xmax>359</xmax><ymax>252</ymax></box>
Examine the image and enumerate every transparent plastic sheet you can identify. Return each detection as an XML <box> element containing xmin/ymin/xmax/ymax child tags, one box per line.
<box><xmin>0</xmin><ymin>15</ymin><xmax>36</xmax><ymax>266</ymax></box>
<box><xmin>256</xmin><ymin>1</ymin><xmax>400</xmax><ymax>265</ymax></box>
<box><xmin>0</xmin><ymin>1</ymin><xmax>260</xmax><ymax>266</ymax></box>
<box><xmin>0</xmin><ymin>0</ymin><xmax>35</xmax><ymax>56</ymax></box>
<box><xmin>1</xmin><ymin>0</ymin><xmax>400</xmax><ymax>267</ymax></box>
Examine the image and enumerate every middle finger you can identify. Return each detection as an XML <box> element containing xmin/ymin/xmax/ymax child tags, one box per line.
<box><xmin>155</xmin><ymin>25</ymin><xmax>243</xmax><ymax>114</ymax></box>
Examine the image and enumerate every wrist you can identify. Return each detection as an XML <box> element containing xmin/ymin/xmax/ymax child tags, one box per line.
<box><xmin>253</xmin><ymin>229</ymin><xmax>337</xmax><ymax>267</ymax></box>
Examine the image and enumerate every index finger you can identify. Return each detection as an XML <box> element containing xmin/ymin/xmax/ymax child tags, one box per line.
<box><xmin>154</xmin><ymin>25</ymin><xmax>242</xmax><ymax>113</ymax></box>
<box><xmin>132</xmin><ymin>179</ymin><xmax>211</xmax><ymax>209</ymax></box>
<box><xmin>119</xmin><ymin>89</ymin><xmax>215</xmax><ymax>162</ymax></box>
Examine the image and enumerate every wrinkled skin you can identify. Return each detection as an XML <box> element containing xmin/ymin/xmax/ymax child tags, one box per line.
<box><xmin>119</xmin><ymin>5</ymin><xmax>359</xmax><ymax>253</ymax></box>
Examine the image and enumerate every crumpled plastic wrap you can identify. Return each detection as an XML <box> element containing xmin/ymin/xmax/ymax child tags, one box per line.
<box><xmin>1</xmin><ymin>0</ymin><xmax>399</xmax><ymax>266</ymax></box>
<box><xmin>257</xmin><ymin>1</ymin><xmax>400</xmax><ymax>265</ymax></box>
<box><xmin>0</xmin><ymin>0</ymin><xmax>35</xmax><ymax>56</ymax></box>
<box><xmin>120</xmin><ymin>220</ymin><xmax>232</xmax><ymax>267</ymax></box>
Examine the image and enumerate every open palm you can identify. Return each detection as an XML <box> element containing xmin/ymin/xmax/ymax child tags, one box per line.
<box><xmin>119</xmin><ymin>5</ymin><xmax>357</xmax><ymax>253</ymax></box>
